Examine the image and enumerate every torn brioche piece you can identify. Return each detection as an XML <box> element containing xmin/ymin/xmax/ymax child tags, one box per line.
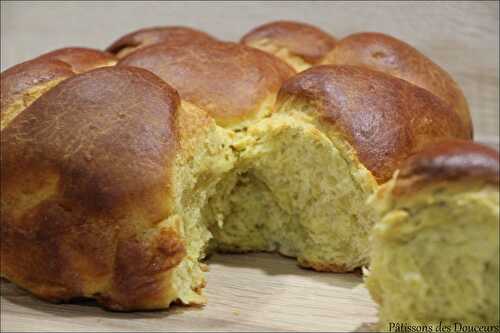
<box><xmin>206</xmin><ymin>65</ymin><xmax>469</xmax><ymax>272</ymax></box>
<box><xmin>365</xmin><ymin>140</ymin><xmax>499</xmax><ymax>330</ymax></box>
<box><xmin>0</xmin><ymin>66</ymin><xmax>235</xmax><ymax>310</ymax></box>
<box><xmin>1</xmin><ymin>39</ymin><xmax>293</xmax><ymax>311</ymax></box>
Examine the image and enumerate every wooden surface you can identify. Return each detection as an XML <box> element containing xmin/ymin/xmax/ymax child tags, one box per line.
<box><xmin>1</xmin><ymin>253</ymin><xmax>377</xmax><ymax>332</ymax></box>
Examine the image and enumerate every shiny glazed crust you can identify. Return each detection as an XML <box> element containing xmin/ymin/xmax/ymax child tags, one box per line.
<box><xmin>35</xmin><ymin>47</ymin><xmax>117</xmax><ymax>72</ymax></box>
<box><xmin>321</xmin><ymin>32</ymin><xmax>472</xmax><ymax>137</ymax></box>
<box><xmin>1</xmin><ymin>48</ymin><xmax>117</xmax><ymax>129</ymax></box>
<box><xmin>118</xmin><ymin>40</ymin><xmax>295</xmax><ymax>127</ymax></box>
<box><xmin>1</xmin><ymin>58</ymin><xmax>75</xmax><ymax>115</ymax></box>
<box><xmin>393</xmin><ymin>140</ymin><xmax>500</xmax><ymax>195</ymax></box>
<box><xmin>0</xmin><ymin>66</ymin><xmax>188</xmax><ymax>310</ymax></box>
<box><xmin>241</xmin><ymin>20</ymin><xmax>337</xmax><ymax>64</ymax></box>
<box><xmin>106</xmin><ymin>26</ymin><xmax>217</xmax><ymax>59</ymax></box>
<box><xmin>277</xmin><ymin>65</ymin><xmax>469</xmax><ymax>182</ymax></box>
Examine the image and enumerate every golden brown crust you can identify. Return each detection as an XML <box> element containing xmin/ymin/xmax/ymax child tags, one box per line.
<box><xmin>1</xmin><ymin>66</ymin><xmax>186</xmax><ymax>310</ymax></box>
<box><xmin>106</xmin><ymin>26</ymin><xmax>217</xmax><ymax>59</ymax></box>
<box><xmin>394</xmin><ymin>140</ymin><xmax>499</xmax><ymax>195</ymax></box>
<box><xmin>98</xmin><ymin>226</ymin><xmax>186</xmax><ymax>310</ymax></box>
<box><xmin>118</xmin><ymin>40</ymin><xmax>295</xmax><ymax>127</ymax></box>
<box><xmin>321</xmin><ymin>32</ymin><xmax>472</xmax><ymax>137</ymax></box>
<box><xmin>1</xmin><ymin>48</ymin><xmax>117</xmax><ymax>130</ymax></box>
<box><xmin>278</xmin><ymin>65</ymin><xmax>469</xmax><ymax>182</ymax></box>
<box><xmin>241</xmin><ymin>20</ymin><xmax>336</xmax><ymax>64</ymax></box>
<box><xmin>35</xmin><ymin>47</ymin><xmax>117</xmax><ymax>73</ymax></box>
<box><xmin>1</xmin><ymin>58</ymin><xmax>75</xmax><ymax>116</ymax></box>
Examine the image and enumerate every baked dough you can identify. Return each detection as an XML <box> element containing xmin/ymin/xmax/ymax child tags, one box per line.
<box><xmin>365</xmin><ymin>140</ymin><xmax>499</xmax><ymax>330</ymax></box>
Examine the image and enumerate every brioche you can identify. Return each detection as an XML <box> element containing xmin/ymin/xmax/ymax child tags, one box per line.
<box><xmin>106</xmin><ymin>26</ymin><xmax>217</xmax><ymax>59</ymax></box>
<box><xmin>241</xmin><ymin>21</ymin><xmax>336</xmax><ymax>72</ymax></box>
<box><xmin>365</xmin><ymin>140</ymin><xmax>499</xmax><ymax>330</ymax></box>
<box><xmin>0</xmin><ymin>24</ymin><xmax>485</xmax><ymax>314</ymax></box>
<box><xmin>241</xmin><ymin>23</ymin><xmax>471</xmax><ymax>136</ymax></box>
<box><xmin>0</xmin><ymin>47</ymin><xmax>116</xmax><ymax>130</ymax></box>
<box><xmin>35</xmin><ymin>47</ymin><xmax>117</xmax><ymax>73</ymax></box>
<box><xmin>1</xmin><ymin>66</ymin><xmax>235</xmax><ymax>310</ymax></box>
<box><xmin>321</xmin><ymin>32</ymin><xmax>472</xmax><ymax>136</ymax></box>
<box><xmin>118</xmin><ymin>40</ymin><xmax>295</xmax><ymax>128</ymax></box>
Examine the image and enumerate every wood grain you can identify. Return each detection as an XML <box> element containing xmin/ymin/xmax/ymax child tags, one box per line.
<box><xmin>0</xmin><ymin>253</ymin><xmax>378</xmax><ymax>332</ymax></box>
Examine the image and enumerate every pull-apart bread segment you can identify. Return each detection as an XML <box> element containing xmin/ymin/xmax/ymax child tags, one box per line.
<box><xmin>241</xmin><ymin>20</ymin><xmax>336</xmax><ymax>72</ymax></box>
<box><xmin>365</xmin><ymin>140</ymin><xmax>499</xmax><ymax>330</ymax></box>
<box><xmin>118</xmin><ymin>40</ymin><xmax>295</xmax><ymax>128</ymax></box>
<box><xmin>1</xmin><ymin>66</ymin><xmax>235</xmax><ymax>310</ymax></box>
<box><xmin>106</xmin><ymin>26</ymin><xmax>218</xmax><ymax>59</ymax></box>
<box><xmin>321</xmin><ymin>33</ymin><xmax>472</xmax><ymax>137</ymax></box>
<box><xmin>276</xmin><ymin>65</ymin><xmax>469</xmax><ymax>182</ymax></box>
<box><xmin>212</xmin><ymin>65</ymin><xmax>466</xmax><ymax>272</ymax></box>
<box><xmin>1</xmin><ymin>48</ymin><xmax>116</xmax><ymax>130</ymax></box>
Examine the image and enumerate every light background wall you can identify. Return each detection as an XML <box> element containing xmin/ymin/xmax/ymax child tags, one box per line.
<box><xmin>1</xmin><ymin>1</ymin><xmax>498</xmax><ymax>144</ymax></box>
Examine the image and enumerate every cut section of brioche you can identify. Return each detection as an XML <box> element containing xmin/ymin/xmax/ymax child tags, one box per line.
<box><xmin>206</xmin><ymin>111</ymin><xmax>378</xmax><ymax>271</ymax></box>
<box><xmin>365</xmin><ymin>140</ymin><xmax>499</xmax><ymax>330</ymax></box>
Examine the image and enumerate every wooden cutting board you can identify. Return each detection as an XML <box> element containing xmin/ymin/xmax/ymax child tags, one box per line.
<box><xmin>0</xmin><ymin>253</ymin><xmax>378</xmax><ymax>332</ymax></box>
